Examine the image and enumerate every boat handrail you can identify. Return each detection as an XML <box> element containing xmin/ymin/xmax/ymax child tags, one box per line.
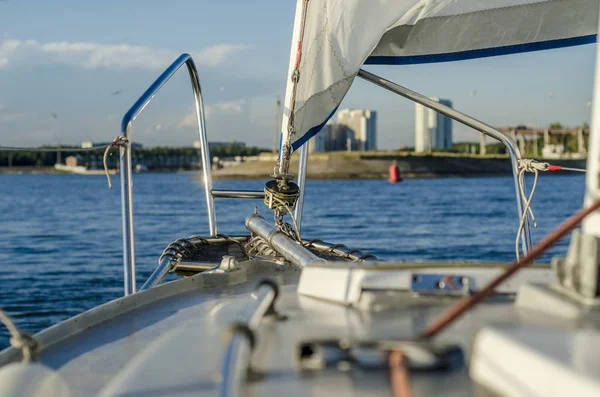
<box><xmin>357</xmin><ymin>69</ymin><xmax>532</xmax><ymax>256</ymax></box>
<box><xmin>119</xmin><ymin>53</ymin><xmax>308</xmax><ymax>295</ymax></box>
<box><xmin>119</xmin><ymin>53</ymin><xmax>213</xmax><ymax>295</ymax></box>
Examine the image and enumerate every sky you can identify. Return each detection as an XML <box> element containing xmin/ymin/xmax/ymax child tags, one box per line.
<box><xmin>0</xmin><ymin>0</ymin><xmax>597</xmax><ymax>150</ymax></box>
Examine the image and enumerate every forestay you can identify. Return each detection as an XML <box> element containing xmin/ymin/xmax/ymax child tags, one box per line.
<box><xmin>280</xmin><ymin>0</ymin><xmax>599</xmax><ymax>153</ymax></box>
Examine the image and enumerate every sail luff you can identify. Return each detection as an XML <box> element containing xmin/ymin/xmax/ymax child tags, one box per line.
<box><xmin>278</xmin><ymin>0</ymin><xmax>307</xmax><ymax>176</ymax></box>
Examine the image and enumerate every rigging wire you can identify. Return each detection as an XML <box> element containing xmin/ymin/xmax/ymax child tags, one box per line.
<box><xmin>547</xmin><ymin>165</ymin><xmax>586</xmax><ymax>173</ymax></box>
<box><xmin>419</xmin><ymin>197</ymin><xmax>600</xmax><ymax>340</ymax></box>
<box><xmin>278</xmin><ymin>0</ymin><xmax>310</xmax><ymax>176</ymax></box>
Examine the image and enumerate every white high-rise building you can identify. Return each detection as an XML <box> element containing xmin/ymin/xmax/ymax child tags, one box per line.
<box><xmin>415</xmin><ymin>105</ymin><xmax>431</xmax><ymax>153</ymax></box>
<box><xmin>309</xmin><ymin>109</ymin><xmax>377</xmax><ymax>152</ymax></box>
<box><xmin>337</xmin><ymin>109</ymin><xmax>377</xmax><ymax>151</ymax></box>
<box><xmin>415</xmin><ymin>98</ymin><xmax>453</xmax><ymax>152</ymax></box>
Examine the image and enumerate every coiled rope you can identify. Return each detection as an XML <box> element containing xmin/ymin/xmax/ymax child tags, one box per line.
<box><xmin>515</xmin><ymin>159</ymin><xmax>587</xmax><ymax>261</ymax></box>
<box><xmin>515</xmin><ymin>159</ymin><xmax>548</xmax><ymax>261</ymax></box>
<box><xmin>0</xmin><ymin>308</ymin><xmax>38</xmax><ymax>362</ymax></box>
<box><xmin>515</xmin><ymin>159</ymin><xmax>587</xmax><ymax>260</ymax></box>
<box><xmin>246</xmin><ymin>235</ymin><xmax>277</xmax><ymax>257</ymax></box>
<box><xmin>102</xmin><ymin>136</ymin><xmax>128</xmax><ymax>189</ymax></box>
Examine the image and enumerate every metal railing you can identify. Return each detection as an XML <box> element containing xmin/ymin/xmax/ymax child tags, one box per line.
<box><xmin>120</xmin><ymin>54</ymin><xmax>213</xmax><ymax>295</ymax></box>
<box><xmin>211</xmin><ymin>189</ymin><xmax>264</xmax><ymax>199</ymax></box>
<box><xmin>357</xmin><ymin>69</ymin><xmax>532</xmax><ymax>255</ymax></box>
<box><xmin>119</xmin><ymin>54</ymin><xmax>307</xmax><ymax>295</ymax></box>
<box><xmin>118</xmin><ymin>55</ymin><xmax>528</xmax><ymax>296</ymax></box>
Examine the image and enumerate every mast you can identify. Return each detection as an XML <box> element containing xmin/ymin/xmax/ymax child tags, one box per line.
<box><xmin>584</xmin><ymin>27</ymin><xmax>600</xmax><ymax>236</ymax></box>
<box><xmin>561</xmin><ymin>4</ymin><xmax>600</xmax><ymax>301</ymax></box>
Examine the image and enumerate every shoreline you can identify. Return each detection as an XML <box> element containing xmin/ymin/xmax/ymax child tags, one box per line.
<box><xmin>1</xmin><ymin>152</ymin><xmax>587</xmax><ymax>179</ymax></box>
<box><xmin>209</xmin><ymin>152</ymin><xmax>587</xmax><ymax>180</ymax></box>
<box><xmin>0</xmin><ymin>167</ymin><xmax>202</xmax><ymax>175</ymax></box>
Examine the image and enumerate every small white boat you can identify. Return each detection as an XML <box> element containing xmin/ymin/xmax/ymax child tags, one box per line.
<box><xmin>3</xmin><ymin>1</ymin><xmax>600</xmax><ymax>396</ymax></box>
<box><xmin>53</xmin><ymin>163</ymin><xmax>88</xmax><ymax>174</ymax></box>
<box><xmin>135</xmin><ymin>164</ymin><xmax>148</xmax><ymax>173</ymax></box>
<box><xmin>54</xmin><ymin>163</ymin><xmax>117</xmax><ymax>175</ymax></box>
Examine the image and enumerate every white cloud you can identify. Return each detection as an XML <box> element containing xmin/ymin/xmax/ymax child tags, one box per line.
<box><xmin>179</xmin><ymin>99</ymin><xmax>246</xmax><ymax>128</ymax></box>
<box><xmin>194</xmin><ymin>44</ymin><xmax>249</xmax><ymax>68</ymax></box>
<box><xmin>0</xmin><ymin>112</ymin><xmax>25</xmax><ymax>122</ymax></box>
<box><xmin>0</xmin><ymin>39</ymin><xmax>248</xmax><ymax>70</ymax></box>
<box><xmin>178</xmin><ymin>113</ymin><xmax>197</xmax><ymax>129</ymax></box>
<box><xmin>210</xmin><ymin>99</ymin><xmax>246</xmax><ymax>115</ymax></box>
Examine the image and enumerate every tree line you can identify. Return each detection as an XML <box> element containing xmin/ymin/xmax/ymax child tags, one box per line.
<box><xmin>0</xmin><ymin>143</ymin><xmax>270</xmax><ymax>167</ymax></box>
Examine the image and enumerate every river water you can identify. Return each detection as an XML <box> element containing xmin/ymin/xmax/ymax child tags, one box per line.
<box><xmin>0</xmin><ymin>173</ymin><xmax>586</xmax><ymax>348</ymax></box>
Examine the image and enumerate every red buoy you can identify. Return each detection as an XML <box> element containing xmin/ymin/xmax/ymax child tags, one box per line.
<box><xmin>388</xmin><ymin>160</ymin><xmax>402</xmax><ymax>183</ymax></box>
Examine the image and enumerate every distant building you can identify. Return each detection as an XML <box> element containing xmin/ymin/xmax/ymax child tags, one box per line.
<box><xmin>193</xmin><ymin>141</ymin><xmax>246</xmax><ymax>149</ymax></box>
<box><xmin>329</xmin><ymin>123</ymin><xmax>352</xmax><ymax>151</ymax></box>
<box><xmin>415</xmin><ymin>99</ymin><xmax>453</xmax><ymax>152</ymax></box>
<box><xmin>542</xmin><ymin>144</ymin><xmax>567</xmax><ymax>159</ymax></box>
<box><xmin>337</xmin><ymin>109</ymin><xmax>377</xmax><ymax>151</ymax></box>
<box><xmin>309</xmin><ymin>109</ymin><xmax>377</xmax><ymax>152</ymax></box>
<box><xmin>308</xmin><ymin>123</ymin><xmax>328</xmax><ymax>152</ymax></box>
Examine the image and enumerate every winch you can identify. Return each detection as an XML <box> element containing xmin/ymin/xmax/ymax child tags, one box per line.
<box><xmin>263</xmin><ymin>173</ymin><xmax>302</xmax><ymax>239</ymax></box>
<box><xmin>263</xmin><ymin>178</ymin><xmax>300</xmax><ymax>211</ymax></box>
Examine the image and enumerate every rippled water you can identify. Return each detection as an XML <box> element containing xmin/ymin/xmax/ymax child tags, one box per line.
<box><xmin>0</xmin><ymin>173</ymin><xmax>586</xmax><ymax>348</ymax></box>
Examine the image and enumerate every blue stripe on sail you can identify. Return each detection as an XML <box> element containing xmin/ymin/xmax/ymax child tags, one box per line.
<box><xmin>291</xmin><ymin>107</ymin><xmax>339</xmax><ymax>151</ymax></box>
<box><xmin>291</xmin><ymin>34</ymin><xmax>596</xmax><ymax>151</ymax></box>
<box><xmin>365</xmin><ymin>35</ymin><xmax>597</xmax><ymax>65</ymax></box>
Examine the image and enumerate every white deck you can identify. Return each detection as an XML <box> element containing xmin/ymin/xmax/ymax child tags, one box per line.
<box><xmin>1</xmin><ymin>261</ymin><xmax>598</xmax><ymax>396</ymax></box>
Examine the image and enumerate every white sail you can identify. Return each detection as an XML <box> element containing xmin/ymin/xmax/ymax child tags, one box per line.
<box><xmin>280</xmin><ymin>0</ymin><xmax>599</xmax><ymax>153</ymax></box>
